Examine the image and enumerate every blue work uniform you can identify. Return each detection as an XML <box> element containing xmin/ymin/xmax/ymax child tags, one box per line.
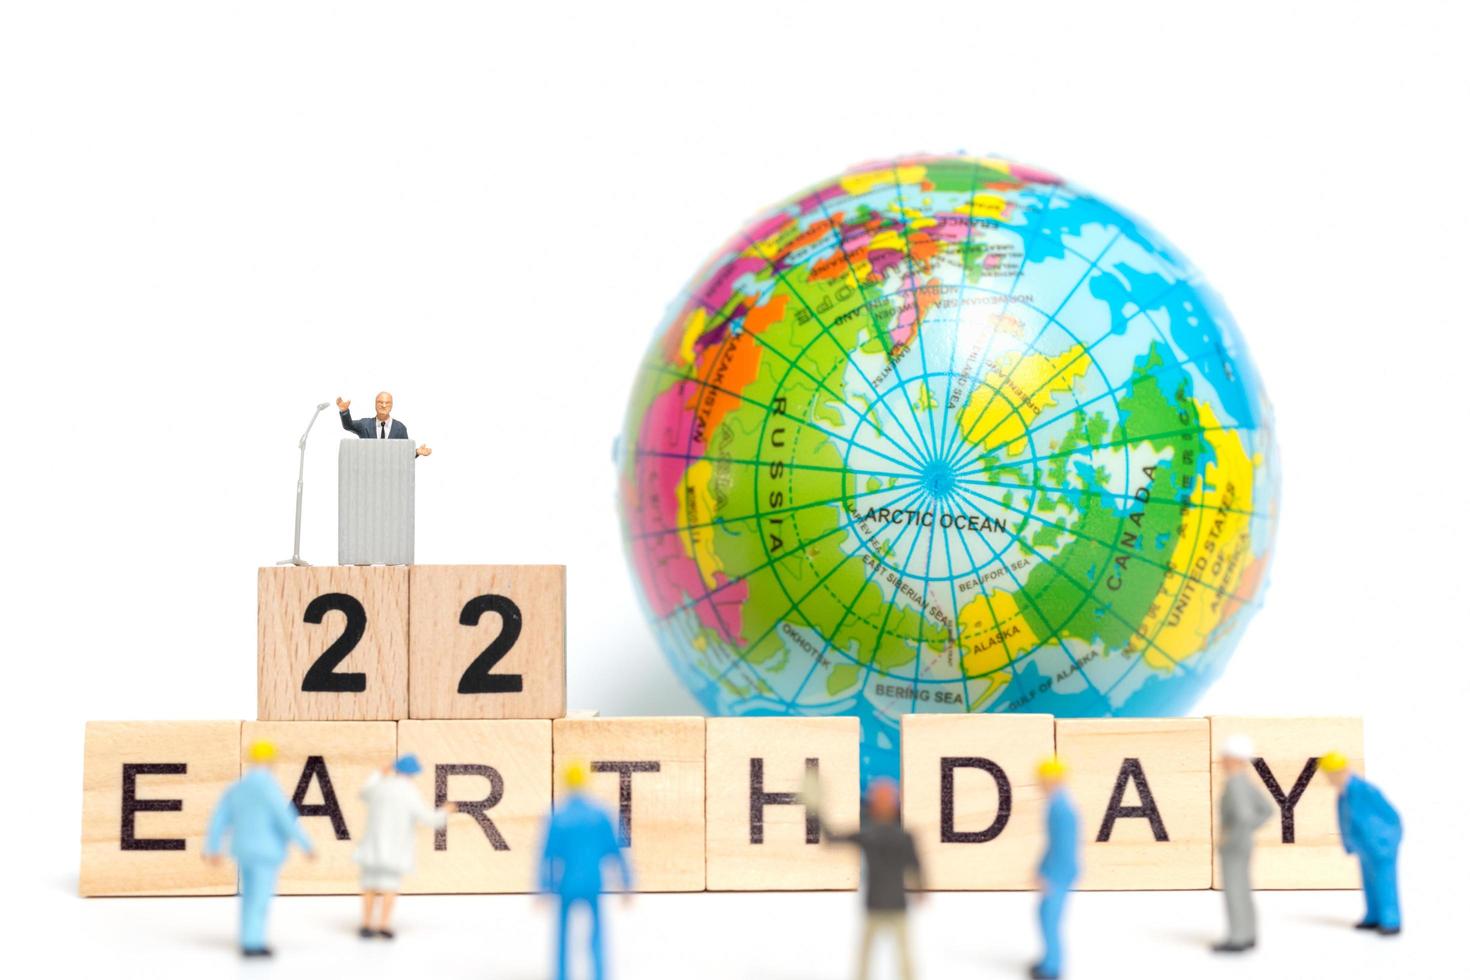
<box><xmin>204</xmin><ymin>767</ymin><xmax>314</xmax><ymax>953</ymax></box>
<box><xmin>1036</xmin><ymin>790</ymin><xmax>1080</xmax><ymax>978</ymax></box>
<box><xmin>1336</xmin><ymin>774</ymin><xmax>1402</xmax><ymax>930</ymax></box>
<box><xmin>539</xmin><ymin>793</ymin><xmax>632</xmax><ymax>980</ymax></box>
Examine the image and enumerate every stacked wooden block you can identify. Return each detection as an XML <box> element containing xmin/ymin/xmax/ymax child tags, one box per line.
<box><xmin>80</xmin><ymin>565</ymin><xmax>1364</xmax><ymax>896</ymax></box>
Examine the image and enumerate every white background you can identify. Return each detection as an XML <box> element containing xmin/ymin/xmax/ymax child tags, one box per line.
<box><xmin>3</xmin><ymin>1</ymin><xmax>1468</xmax><ymax>976</ymax></box>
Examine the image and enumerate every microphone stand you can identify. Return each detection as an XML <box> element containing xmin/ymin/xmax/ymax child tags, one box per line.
<box><xmin>277</xmin><ymin>402</ymin><xmax>331</xmax><ymax>567</ymax></box>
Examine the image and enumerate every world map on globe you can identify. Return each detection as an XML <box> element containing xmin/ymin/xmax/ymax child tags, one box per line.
<box><xmin>616</xmin><ymin>155</ymin><xmax>1278</xmax><ymax>782</ymax></box>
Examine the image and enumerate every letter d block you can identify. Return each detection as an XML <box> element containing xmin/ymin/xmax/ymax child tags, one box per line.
<box><xmin>257</xmin><ymin>566</ymin><xmax>409</xmax><ymax>720</ymax></box>
<box><xmin>553</xmin><ymin>717</ymin><xmax>706</xmax><ymax>892</ymax></box>
<box><xmin>901</xmin><ymin>713</ymin><xmax>1055</xmax><ymax>890</ymax></box>
<box><xmin>705</xmin><ymin>717</ymin><xmax>860</xmax><ymax>891</ymax></box>
<box><xmin>398</xmin><ymin>720</ymin><xmax>552</xmax><ymax>893</ymax></box>
<box><xmin>1209</xmin><ymin>716</ymin><xmax>1364</xmax><ymax>889</ymax></box>
<box><xmin>241</xmin><ymin>721</ymin><xmax>397</xmax><ymax>894</ymax></box>
<box><xmin>1055</xmin><ymin>718</ymin><xmax>1211</xmax><ymax>890</ymax></box>
<box><xmin>80</xmin><ymin>721</ymin><xmax>241</xmax><ymax>896</ymax></box>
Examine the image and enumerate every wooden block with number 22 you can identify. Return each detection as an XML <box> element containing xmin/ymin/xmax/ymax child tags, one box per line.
<box><xmin>409</xmin><ymin>565</ymin><xmax>566</xmax><ymax>719</ymax></box>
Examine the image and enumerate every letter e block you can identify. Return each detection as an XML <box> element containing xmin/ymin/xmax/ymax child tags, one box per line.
<box><xmin>1055</xmin><ymin>718</ymin><xmax>1211</xmax><ymax>890</ymax></box>
<box><xmin>901</xmin><ymin>713</ymin><xmax>1054</xmax><ymax>890</ymax></box>
<box><xmin>241</xmin><ymin>721</ymin><xmax>397</xmax><ymax>894</ymax></box>
<box><xmin>553</xmin><ymin>716</ymin><xmax>705</xmax><ymax>892</ymax></box>
<box><xmin>1210</xmin><ymin>716</ymin><xmax>1364</xmax><ymax>889</ymax></box>
<box><xmin>705</xmin><ymin>717</ymin><xmax>860</xmax><ymax>891</ymax></box>
<box><xmin>409</xmin><ymin>565</ymin><xmax>566</xmax><ymax>720</ymax></box>
<box><xmin>257</xmin><ymin>566</ymin><xmax>409</xmax><ymax>720</ymax></box>
<box><xmin>398</xmin><ymin>720</ymin><xmax>552</xmax><ymax>893</ymax></box>
<box><xmin>80</xmin><ymin>721</ymin><xmax>241</xmax><ymax>896</ymax></box>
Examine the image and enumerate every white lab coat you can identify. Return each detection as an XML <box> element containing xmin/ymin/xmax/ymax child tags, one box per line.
<box><xmin>353</xmin><ymin>772</ymin><xmax>449</xmax><ymax>874</ymax></box>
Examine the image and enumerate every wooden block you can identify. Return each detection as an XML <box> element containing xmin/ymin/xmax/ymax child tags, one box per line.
<box><xmin>80</xmin><ymin>721</ymin><xmax>241</xmax><ymax>896</ymax></box>
<box><xmin>1054</xmin><ymin>718</ymin><xmax>1211</xmax><ymax>890</ymax></box>
<box><xmin>705</xmin><ymin>717</ymin><xmax>861</xmax><ymax>891</ymax></box>
<box><xmin>1209</xmin><ymin>716</ymin><xmax>1364</xmax><ymax>889</ymax></box>
<box><xmin>257</xmin><ymin>566</ymin><xmax>409</xmax><ymax>721</ymax></box>
<box><xmin>901</xmin><ymin>713</ymin><xmax>1054</xmax><ymax>890</ymax></box>
<box><xmin>240</xmin><ymin>721</ymin><xmax>397</xmax><ymax>894</ymax></box>
<box><xmin>397</xmin><ymin>720</ymin><xmax>552</xmax><ymax>893</ymax></box>
<box><xmin>408</xmin><ymin>565</ymin><xmax>566</xmax><ymax>720</ymax></box>
<box><xmin>553</xmin><ymin>717</ymin><xmax>705</xmax><ymax>892</ymax></box>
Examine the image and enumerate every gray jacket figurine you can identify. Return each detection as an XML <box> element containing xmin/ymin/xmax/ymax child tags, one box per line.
<box><xmin>1215</xmin><ymin>735</ymin><xmax>1275</xmax><ymax>952</ymax></box>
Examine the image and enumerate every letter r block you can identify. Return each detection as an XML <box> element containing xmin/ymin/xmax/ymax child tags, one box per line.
<box><xmin>901</xmin><ymin>713</ymin><xmax>1054</xmax><ymax>889</ymax></box>
<box><xmin>80</xmin><ymin>721</ymin><xmax>241</xmax><ymax>896</ymax></box>
<box><xmin>705</xmin><ymin>717</ymin><xmax>860</xmax><ymax>891</ymax></box>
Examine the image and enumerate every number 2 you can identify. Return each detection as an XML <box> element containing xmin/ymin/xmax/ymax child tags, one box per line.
<box><xmin>457</xmin><ymin>594</ymin><xmax>524</xmax><ymax>694</ymax></box>
<box><xmin>300</xmin><ymin>592</ymin><xmax>368</xmax><ymax>692</ymax></box>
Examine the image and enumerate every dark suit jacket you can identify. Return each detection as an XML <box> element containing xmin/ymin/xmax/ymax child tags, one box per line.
<box><xmin>341</xmin><ymin>410</ymin><xmax>409</xmax><ymax>440</ymax></box>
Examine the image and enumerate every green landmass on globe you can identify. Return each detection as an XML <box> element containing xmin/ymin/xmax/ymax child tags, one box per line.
<box><xmin>615</xmin><ymin>155</ymin><xmax>1278</xmax><ymax>782</ymax></box>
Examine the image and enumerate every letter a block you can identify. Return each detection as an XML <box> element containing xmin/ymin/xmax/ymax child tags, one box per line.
<box><xmin>1055</xmin><ymin>718</ymin><xmax>1211</xmax><ymax>890</ymax></box>
<box><xmin>1209</xmin><ymin>716</ymin><xmax>1364</xmax><ymax>889</ymax></box>
<box><xmin>241</xmin><ymin>721</ymin><xmax>397</xmax><ymax>894</ymax></box>
<box><xmin>398</xmin><ymin>720</ymin><xmax>552</xmax><ymax>893</ymax></box>
<box><xmin>705</xmin><ymin>717</ymin><xmax>860</xmax><ymax>891</ymax></box>
<box><xmin>408</xmin><ymin>565</ymin><xmax>566</xmax><ymax>720</ymax></box>
<box><xmin>258</xmin><ymin>566</ymin><xmax>409</xmax><ymax>721</ymax></box>
<box><xmin>80</xmin><ymin>721</ymin><xmax>241</xmax><ymax>896</ymax></box>
<box><xmin>901</xmin><ymin>713</ymin><xmax>1054</xmax><ymax>890</ymax></box>
<box><xmin>553</xmin><ymin>717</ymin><xmax>706</xmax><ymax>892</ymax></box>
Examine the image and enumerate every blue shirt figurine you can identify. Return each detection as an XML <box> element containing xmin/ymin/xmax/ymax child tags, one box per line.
<box><xmin>1033</xmin><ymin>757</ymin><xmax>1080</xmax><ymax>980</ymax></box>
<box><xmin>1320</xmin><ymin>751</ymin><xmax>1402</xmax><ymax>935</ymax></box>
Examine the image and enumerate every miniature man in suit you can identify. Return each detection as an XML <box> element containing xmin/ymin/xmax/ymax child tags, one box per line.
<box><xmin>1033</xmin><ymin>756</ymin><xmax>1079</xmax><ymax>980</ymax></box>
<box><xmin>337</xmin><ymin>392</ymin><xmax>432</xmax><ymax>456</ymax></box>
<box><xmin>203</xmin><ymin>741</ymin><xmax>316</xmax><ymax>958</ymax></box>
<box><xmin>539</xmin><ymin>762</ymin><xmax>632</xmax><ymax>980</ymax></box>
<box><xmin>1214</xmin><ymin>734</ymin><xmax>1275</xmax><ymax>953</ymax></box>
<box><xmin>1320</xmin><ymin>751</ymin><xmax>1403</xmax><ymax>935</ymax></box>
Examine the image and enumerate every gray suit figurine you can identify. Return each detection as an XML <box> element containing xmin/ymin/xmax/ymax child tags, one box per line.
<box><xmin>337</xmin><ymin>392</ymin><xmax>432</xmax><ymax>457</ymax></box>
<box><xmin>1214</xmin><ymin>734</ymin><xmax>1274</xmax><ymax>953</ymax></box>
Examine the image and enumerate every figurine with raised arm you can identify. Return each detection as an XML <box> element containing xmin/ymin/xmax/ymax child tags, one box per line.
<box><xmin>202</xmin><ymin>741</ymin><xmax>316</xmax><ymax>958</ymax></box>
<box><xmin>539</xmin><ymin>762</ymin><xmax>632</xmax><ymax>980</ymax></box>
<box><xmin>1320</xmin><ymin>752</ymin><xmax>1402</xmax><ymax>935</ymax></box>
<box><xmin>337</xmin><ymin>391</ymin><xmax>432</xmax><ymax>456</ymax></box>
<box><xmin>354</xmin><ymin>754</ymin><xmax>456</xmax><ymax>940</ymax></box>
<box><xmin>1214</xmin><ymin>734</ymin><xmax>1274</xmax><ymax>953</ymax></box>
<box><xmin>1033</xmin><ymin>757</ymin><xmax>1080</xmax><ymax>980</ymax></box>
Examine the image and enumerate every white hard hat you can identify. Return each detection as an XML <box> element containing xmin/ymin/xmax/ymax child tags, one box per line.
<box><xmin>1220</xmin><ymin>734</ymin><xmax>1256</xmax><ymax>761</ymax></box>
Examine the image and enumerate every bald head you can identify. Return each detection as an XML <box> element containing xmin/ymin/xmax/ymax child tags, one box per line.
<box><xmin>374</xmin><ymin>391</ymin><xmax>393</xmax><ymax>421</ymax></box>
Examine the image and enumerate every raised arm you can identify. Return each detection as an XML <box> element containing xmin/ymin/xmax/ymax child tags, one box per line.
<box><xmin>337</xmin><ymin>396</ymin><xmax>355</xmax><ymax>431</ymax></box>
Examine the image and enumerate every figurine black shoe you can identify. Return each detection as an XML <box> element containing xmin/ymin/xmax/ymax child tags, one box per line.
<box><xmin>1028</xmin><ymin>966</ymin><xmax>1060</xmax><ymax>980</ymax></box>
<box><xmin>1211</xmin><ymin>941</ymin><xmax>1253</xmax><ymax>953</ymax></box>
<box><xmin>1378</xmin><ymin>925</ymin><xmax>1401</xmax><ymax>936</ymax></box>
<box><xmin>377</xmin><ymin>929</ymin><xmax>395</xmax><ymax>940</ymax></box>
<box><xmin>241</xmin><ymin>948</ymin><xmax>274</xmax><ymax>958</ymax></box>
<box><xmin>358</xmin><ymin>926</ymin><xmax>376</xmax><ymax>939</ymax></box>
<box><xmin>1353</xmin><ymin>920</ymin><xmax>1380</xmax><ymax>930</ymax></box>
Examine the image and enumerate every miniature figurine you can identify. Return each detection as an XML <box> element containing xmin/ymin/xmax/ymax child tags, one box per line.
<box><xmin>1320</xmin><ymin>752</ymin><xmax>1402</xmax><ymax>935</ymax></box>
<box><xmin>539</xmin><ymin>762</ymin><xmax>632</xmax><ymax>980</ymax></box>
<box><xmin>354</xmin><ymin>754</ymin><xmax>456</xmax><ymax>940</ymax></box>
<box><xmin>1213</xmin><ymin>734</ymin><xmax>1274</xmax><ymax>953</ymax></box>
<box><xmin>1033</xmin><ymin>757</ymin><xmax>1079</xmax><ymax>980</ymax></box>
<box><xmin>202</xmin><ymin>741</ymin><xmax>316</xmax><ymax>958</ymax></box>
<box><xmin>337</xmin><ymin>392</ymin><xmax>432</xmax><ymax>456</ymax></box>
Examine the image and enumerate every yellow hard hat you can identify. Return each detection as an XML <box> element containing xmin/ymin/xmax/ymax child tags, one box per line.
<box><xmin>563</xmin><ymin>761</ymin><xmax>588</xmax><ymax>790</ymax></box>
<box><xmin>1318</xmin><ymin>752</ymin><xmax>1350</xmax><ymax>773</ymax></box>
<box><xmin>1037</xmin><ymin>756</ymin><xmax>1068</xmax><ymax>780</ymax></box>
<box><xmin>247</xmin><ymin>741</ymin><xmax>277</xmax><ymax>765</ymax></box>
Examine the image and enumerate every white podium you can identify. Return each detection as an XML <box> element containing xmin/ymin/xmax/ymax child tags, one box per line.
<box><xmin>338</xmin><ymin>440</ymin><xmax>415</xmax><ymax>565</ymax></box>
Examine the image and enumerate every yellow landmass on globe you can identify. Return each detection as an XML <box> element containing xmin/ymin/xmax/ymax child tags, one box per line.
<box><xmin>676</xmin><ymin>460</ymin><xmax>724</xmax><ymax>589</ymax></box>
<box><xmin>957</xmin><ymin>344</ymin><xmax>1090</xmax><ymax>456</ymax></box>
<box><xmin>840</xmin><ymin>164</ymin><xmax>927</xmax><ymax>196</ymax></box>
<box><xmin>957</xmin><ymin>588</ymin><xmax>1038</xmax><ymax>677</ymax></box>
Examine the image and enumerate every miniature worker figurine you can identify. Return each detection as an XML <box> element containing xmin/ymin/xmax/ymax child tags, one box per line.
<box><xmin>1213</xmin><ymin>734</ymin><xmax>1274</xmax><ymax>953</ymax></box>
<box><xmin>337</xmin><ymin>392</ymin><xmax>432</xmax><ymax>456</ymax></box>
<box><xmin>202</xmin><ymin>741</ymin><xmax>316</xmax><ymax>958</ymax></box>
<box><xmin>539</xmin><ymin>762</ymin><xmax>632</xmax><ymax>980</ymax></box>
<box><xmin>354</xmin><ymin>754</ymin><xmax>456</xmax><ymax>940</ymax></box>
<box><xmin>1320</xmin><ymin>751</ymin><xmax>1403</xmax><ymax>935</ymax></box>
<box><xmin>1033</xmin><ymin>757</ymin><xmax>1080</xmax><ymax>980</ymax></box>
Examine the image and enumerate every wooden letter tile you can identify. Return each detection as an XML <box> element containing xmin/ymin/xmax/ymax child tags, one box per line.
<box><xmin>901</xmin><ymin>713</ymin><xmax>1054</xmax><ymax>890</ymax></box>
<box><xmin>398</xmin><ymin>720</ymin><xmax>552</xmax><ymax>893</ymax></box>
<box><xmin>1054</xmin><ymin>718</ymin><xmax>1211</xmax><ymax>890</ymax></box>
<box><xmin>1209</xmin><ymin>716</ymin><xmax>1364</xmax><ymax>889</ymax></box>
<box><xmin>553</xmin><ymin>717</ymin><xmax>705</xmax><ymax>892</ymax></box>
<box><xmin>257</xmin><ymin>566</ymin><xmax>409</xmax><ymax>721</ymax></box>
<box><xmin>80</xmin><ymin>721</ymin><xmax>241</xmax><ymax>896</ymax></box>
<box><xmin>705</xmin><ymin>717</ymin><xmax>860</xmax><ymax>891</ymax></box>
<box><xmin>408</xmin><ymin>565</ymin><xmax>566</xmax><ymax>720</ymax></box>
<box><xmin>240</xmin><ymin>721</ymin><xmax>397</xmax><ymax>894</ymax></box>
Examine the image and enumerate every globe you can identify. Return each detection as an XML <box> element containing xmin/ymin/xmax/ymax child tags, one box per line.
<box><xmin>616</xmin><ymin>155</ymin><xmax>1278</xmax><ymax>783</ymax></box>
